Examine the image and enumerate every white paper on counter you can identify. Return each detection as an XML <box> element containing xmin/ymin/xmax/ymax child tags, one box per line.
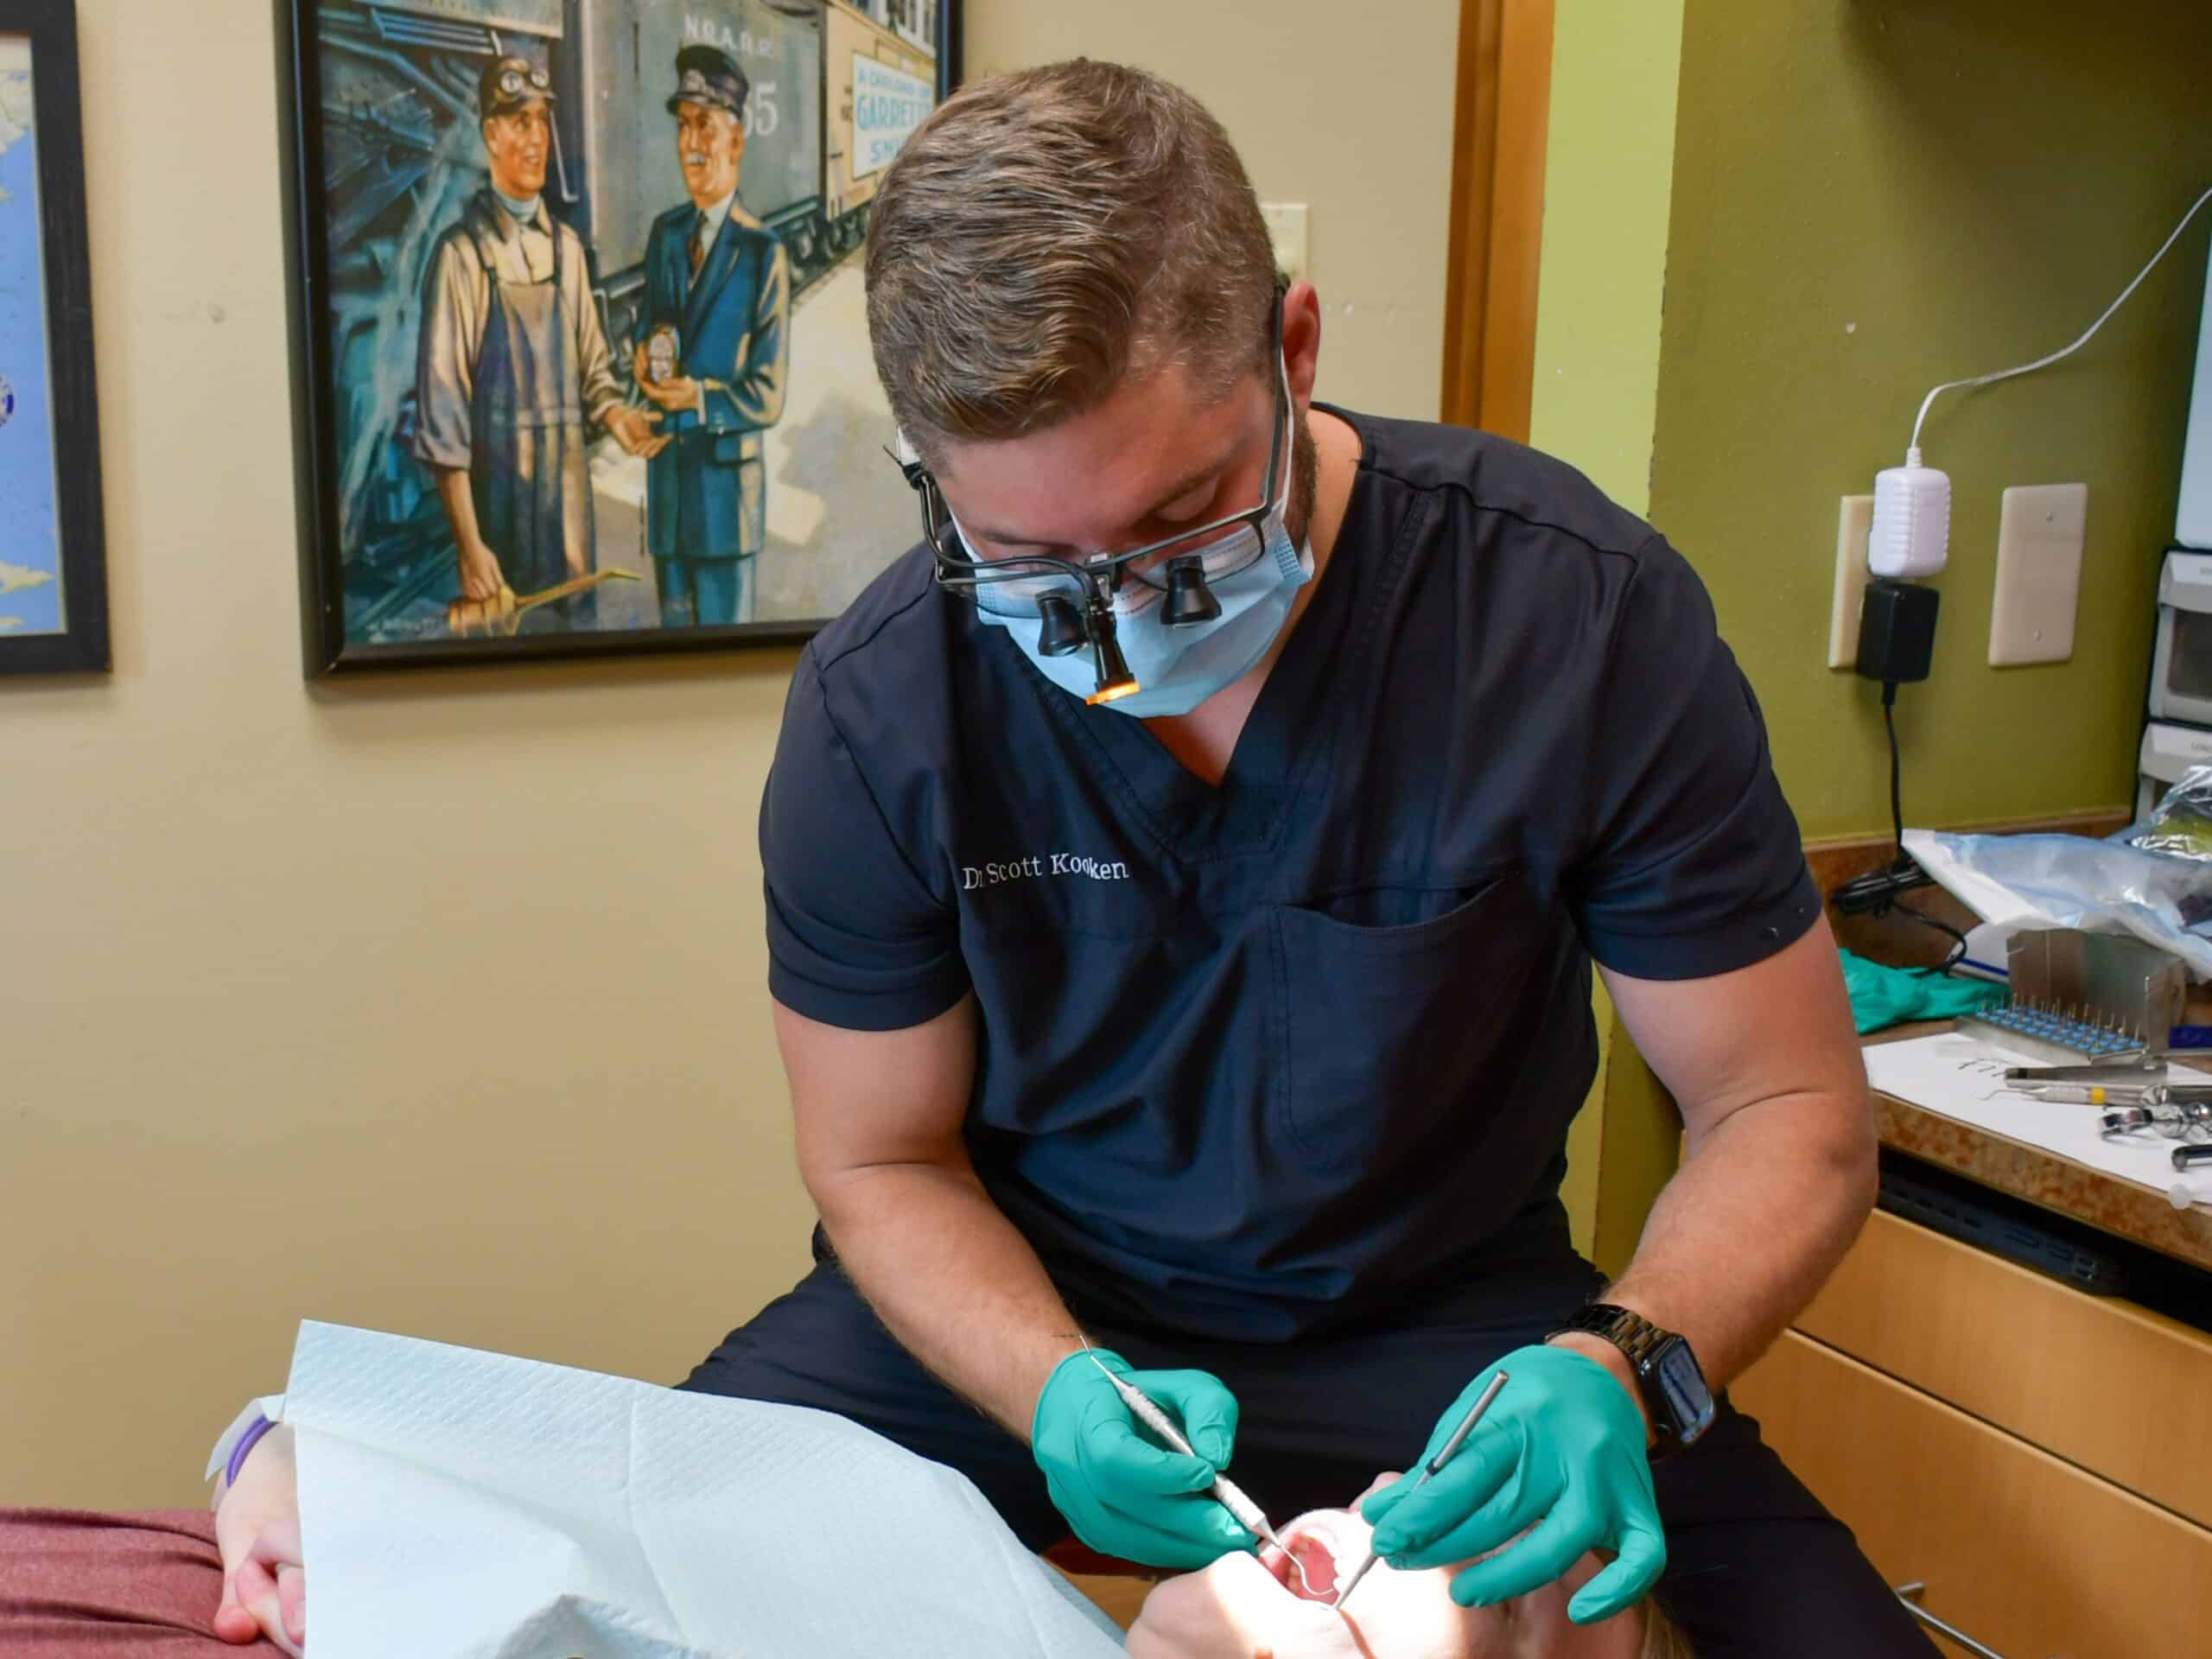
<box><xmin>283</xmin><ymin>1321</ymin><xmax>1128</xmax><ymax>1659</ymax></box>
<box><xmin>1865</xmin><ymin>1033</ymin><xmax>2212</xmax><ymax>1211</ymax></box>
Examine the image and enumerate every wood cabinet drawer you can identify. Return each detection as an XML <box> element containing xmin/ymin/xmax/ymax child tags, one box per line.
<box><xmin>1734</xmin><ymin>1332</ymin><xmax>2212</xmax><ymax>1657</ymax></box>
<box><xmin>1793</xmin><ymin>1210</ymin><xmax>2212</xmax><ymax>1528</ymax></box>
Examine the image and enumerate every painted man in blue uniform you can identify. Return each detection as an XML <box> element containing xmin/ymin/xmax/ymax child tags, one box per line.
<box><xmin>676</xmin><ymin>61</ymin><xmax>1938</xmax><ymax>1658</ymax></box>
<box><xmin>632</xmin><ymin>45</ymin><xmax>791</xmax><ymax>629</ymax></box>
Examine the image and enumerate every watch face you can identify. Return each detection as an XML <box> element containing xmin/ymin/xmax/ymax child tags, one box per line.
<box><xmin>1649</xmin><ymin>1337</ymin><xmax>1716</xmax><ymax>1446</ymax></box>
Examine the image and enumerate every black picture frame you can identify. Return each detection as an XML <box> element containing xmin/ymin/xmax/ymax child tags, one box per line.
<box><xmin>276</xmin><ymin>0</ymin><xmax>962</xmax><ymax>677</ymax></box>
<box><xmin>0</xmin><ymin>0</ymin><xmax>109</xmax><ymax>676</ymax></box>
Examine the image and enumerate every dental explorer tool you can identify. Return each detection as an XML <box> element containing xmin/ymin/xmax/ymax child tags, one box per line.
<box><xmin>1076</xmin><ymin>1347</ymin><xmax>1316</xmax><ymax>1591</ymax></box>
<box><xmin>1332</xmin><ymin>1369</ymin><xmax>1511</xmax><ymax>1610</ymax></box>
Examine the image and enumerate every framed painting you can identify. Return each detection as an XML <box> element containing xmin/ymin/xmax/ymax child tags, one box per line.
<box><xmin>276</xmin><ymin>0</ymin><xmax>961</xmax><ymax>674</ymax></box>
<box><xmin>0</xmin><ymin>0</ymin><xmax>108</xmax><ymax>676</ymax></box>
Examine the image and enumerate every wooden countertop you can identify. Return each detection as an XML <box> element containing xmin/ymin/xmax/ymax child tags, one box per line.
<box><xmin>1868</xmin><ymin>1022</ymin><xmax>2212</xmax><ymax>1273</ymax></box>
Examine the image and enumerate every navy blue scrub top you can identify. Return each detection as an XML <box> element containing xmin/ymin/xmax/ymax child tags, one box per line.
<box><xmin>762</xmin><ymin>410</ymin><xmax>1820</xmax><ymax>1343</ymax></box>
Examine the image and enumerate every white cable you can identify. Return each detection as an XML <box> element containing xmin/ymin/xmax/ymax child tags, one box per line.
<box><xmin>1909</xmin><ymin>183</ymin><xmax>2212</xmax><ymax>457</ymax></box>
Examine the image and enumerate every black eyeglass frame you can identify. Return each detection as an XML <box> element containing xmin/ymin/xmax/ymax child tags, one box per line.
<box><xmin>899</xmin><ymin>291</ymin><xmax>1289</xmax><ymax>610</ymax></box>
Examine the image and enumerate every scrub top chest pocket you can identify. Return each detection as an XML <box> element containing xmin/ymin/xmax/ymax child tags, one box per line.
<box><xmin>1269</xmin><ymin>874</ymin><xmax>1553</xmax><ymax>1164</ymax></box>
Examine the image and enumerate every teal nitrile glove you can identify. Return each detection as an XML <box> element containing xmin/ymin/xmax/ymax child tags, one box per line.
<box><xmin>1360</xmin><ymin>1344</ymin><xmax>1665</xmax><ymax>1624</ymax></box>
<box><xmin>1031</xmin><ymin>1347</ymin><xmax>1252</xmax><ymax>1568</ymax></box>
<box><xmin>1839</xmin><ymin>948</ymin><xmax>2004</xmax><ymax>1035</ymax></box>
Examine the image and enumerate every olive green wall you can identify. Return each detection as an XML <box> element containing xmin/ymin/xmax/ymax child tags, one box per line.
<box><xmin>1570</xmin><ymin>0</ymin><xmax>2212</xmax><ymax>1269</ymax></box>
<box><xmin>1526</xmin><ymin>1</ymin><xmax>1688</xmax><ymax>1263</ymax></box>
<box><xmin>1529</xmin><ymin>0</ymin><xmax>1685</xmax><ymax>521</ymax></box>
<box><xmin>1652</xmin><ymin>0</ymin><xmax>2212</xmax><ymax>841</ymax></box>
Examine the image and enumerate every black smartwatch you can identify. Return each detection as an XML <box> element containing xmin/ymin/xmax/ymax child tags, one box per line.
<box><xmin>1558</xmin><ymin>1303</ymin><xmax>1715</xmax><ymax>1459</ymax></box>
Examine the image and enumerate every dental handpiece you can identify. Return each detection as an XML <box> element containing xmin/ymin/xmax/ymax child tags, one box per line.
<box><xmin>1332</xmin><ymin>1369</ymin><xmax>1512</xmax><ymax>1611</ymax></box>
<box><xmin>1082</xmin><ymin>1353</ymin><xmax>1287</xmax><ymax>1554</ymax></box>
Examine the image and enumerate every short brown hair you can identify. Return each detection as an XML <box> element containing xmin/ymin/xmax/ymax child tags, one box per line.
<box><xmin>864</xmin><ymin>60</ymin><xmax>1276</xmax><ymax>462</ymax></box>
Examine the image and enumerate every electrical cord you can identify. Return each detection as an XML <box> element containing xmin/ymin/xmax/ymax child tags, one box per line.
<box><xmin>1885</xmin><ymin>688</ymin><xmax>1904</xmax><ymax>861</ymax></box>
<box><xmin>1829</xmin><ymin>681</ymin><xmax>1967</xmax><ymax>974</ymax></box>
<box><xmin>1910</xmin><ymin>183</ymin><xmax>2212</xmax><ymax>454</ymax></box>
<box><xmin>1889</xmin><ymin>899</ymin><xmax>1971</xmax><ymax>976</ymax></box>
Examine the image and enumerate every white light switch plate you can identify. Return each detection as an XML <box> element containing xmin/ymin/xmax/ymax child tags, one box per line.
<box><xmin>1828</xmin><ymin>494</ymin><xmax>1874</xmax><ymax>669</ymax></box>
<box><xmin>1260</xmin><ymin>202</ymin><xmax>1309</xmax><ymax>286</ymax></box>
<box><xmin>1988</xmin><ymin>482</ymin><xmax>2088</xmax><ymax>666</ymax></box>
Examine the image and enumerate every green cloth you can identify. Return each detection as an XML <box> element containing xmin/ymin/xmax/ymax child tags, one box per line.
<box><xmin>1840</xmin><ymin>948</ymin><xmax>2004</xmax><ymax>1034</ymax></box>
<box><xmin>1030</xmin><ymin>1347</ymin><xmax>1251</xmax><ymax>1568</ymax></box>
<box><xmin>1363</xmin><ymin>1344</ymin><xmax>1665</xmax><ymax>1624</ymax></box>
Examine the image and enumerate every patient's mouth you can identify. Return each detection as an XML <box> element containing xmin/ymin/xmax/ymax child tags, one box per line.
<box><xmin>1268</xmin><ymin>1527</ymin><xmax>1341</xmax><ymax>1604</ymax></box>
<box><xmin>1261</xmin><ymin>1516</ymin><xmax>1382</xmax><ymax>1659</ymax></box>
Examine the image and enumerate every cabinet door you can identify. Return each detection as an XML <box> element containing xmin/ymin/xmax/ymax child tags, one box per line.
<box><xmin>1795</xmin><ymin>1210</ymin><xmax>2212</xmax><ymax>1529</ymax></box>
<box><xmin>1732</xmin><ymin>1332</ymin><xmax>2212</xmax><ymax>1658</ymax></box>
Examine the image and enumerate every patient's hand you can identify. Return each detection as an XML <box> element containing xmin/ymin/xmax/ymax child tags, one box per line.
<box><xmin>212</xmin><ymin>1422</ymin><xmax>306</xmax><ymax>1656</ymax></box>
<box><xmin>1125</xmin><ymin>1476</ymin><xmax>1648</xmax><ymax>1659</ymax></box>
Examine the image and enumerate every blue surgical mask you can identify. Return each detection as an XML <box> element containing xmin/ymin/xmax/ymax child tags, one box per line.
<box><xmin>953</xmin><ymin>404</ymin><xmax>1312</xmax><ymax>720</ymax></box>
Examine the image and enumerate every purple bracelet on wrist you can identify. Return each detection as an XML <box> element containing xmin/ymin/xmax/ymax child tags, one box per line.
<box><xmin>225</xmin><ymin>1412</ymin><xmax>275</xmax><ymax>1488</ymax></box>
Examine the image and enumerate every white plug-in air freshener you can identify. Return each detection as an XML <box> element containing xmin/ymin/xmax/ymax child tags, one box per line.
<box><xmin>1868</xmin><ymin>448</ymin><xmax>1952</xmax><ymax>578</ymax></box>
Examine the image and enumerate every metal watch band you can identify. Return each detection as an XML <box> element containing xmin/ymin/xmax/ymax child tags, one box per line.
<box><xmin>1560</xmin><ymin>1301</ymin><xmax>1708</xmax><ymax>1459</ymax></box>
<box><xmin>1569</xmin><ymin>1301</ymin><xmax>1668</xmax><ymax>1363</ymax></box>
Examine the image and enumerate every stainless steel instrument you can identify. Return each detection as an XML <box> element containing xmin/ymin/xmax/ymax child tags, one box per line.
<box><xmin>1332</xmin><ymin>1370</ymin><xmax>1511</xmax><ymax>1610</ymax></box>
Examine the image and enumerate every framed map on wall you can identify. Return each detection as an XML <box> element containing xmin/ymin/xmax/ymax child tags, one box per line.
<box><xmin>277</xmin><ymin>0</ymin><xmax>961</xmax><ymax>675</ymax></box>
<box><xmin>0</xmin><ymin>0</ymin><xmax>108</xmax><ymax>677</ymax></box>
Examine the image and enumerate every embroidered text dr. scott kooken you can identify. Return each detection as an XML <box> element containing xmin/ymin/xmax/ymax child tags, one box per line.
<box><xmin>962</xmin><ymin>855</ymin><xmax>1134</xmax><ymax>889</ymax></box>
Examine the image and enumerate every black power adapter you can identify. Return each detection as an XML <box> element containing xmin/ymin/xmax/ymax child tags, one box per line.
<box><xmin>1854</xmin><ymin>579</ymin><xmax>1940</xmax><ymax>685</ymax></box>
<box><xmin>1834</xmin><ymin>576</ymin><xmax>1955</xmax><ymax>966</ymax></box>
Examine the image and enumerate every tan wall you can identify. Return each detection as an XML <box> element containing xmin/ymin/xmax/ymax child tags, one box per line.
<box><xmin>3</xmin><ymin>0</ymin><xmax>1461</xmax><ymax>1509</ymax></box>
<box><xmin>1</xmin><ymin>0</ymin><xmax>817</xmax><ymax>1510</ymax></box>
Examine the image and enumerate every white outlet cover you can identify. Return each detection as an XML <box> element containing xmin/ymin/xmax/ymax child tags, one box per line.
<box><xmin>1260</xmin><ymin>201</ymin><xmax>1309</xmax><ymax>286</ymax></box>
<box><xmin>1988</xmin><ymin>482</ymin><xmax>2088</xmax><ymax>667</ymax></box>
<box><xmin>1829</xmin><ymin>494</ymin><xmax>1874</xmax><ymax>670</ymax></box>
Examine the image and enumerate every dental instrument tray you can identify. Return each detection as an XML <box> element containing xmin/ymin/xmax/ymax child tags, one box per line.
<box><xmin>1955</xmin><ymin>999</ymin><xmax>2149</xmax><ymax>1065</ymax></box>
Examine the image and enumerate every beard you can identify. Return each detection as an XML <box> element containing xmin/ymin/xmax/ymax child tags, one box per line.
<box><xmin>1284</xmin><ymin>404</ymin><xmax>1320</xmax><ymax>551</ymax></box>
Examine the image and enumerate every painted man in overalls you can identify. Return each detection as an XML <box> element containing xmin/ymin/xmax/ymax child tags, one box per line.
<box><xmin>413</xmin><ymin>56</ymin><xmax>667</xmax><ymax>630</ymax></box>
<box><xmin>632</xmin><ymin>45</ymin><xmax>791</xmax><ymax>628</ymax></box>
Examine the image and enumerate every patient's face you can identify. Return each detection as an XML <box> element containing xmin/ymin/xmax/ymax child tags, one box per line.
<box><xmin>1124</xmin><ymin>1477</ymin><xmax>1647</xmax><ymax>1659</ymax></box>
